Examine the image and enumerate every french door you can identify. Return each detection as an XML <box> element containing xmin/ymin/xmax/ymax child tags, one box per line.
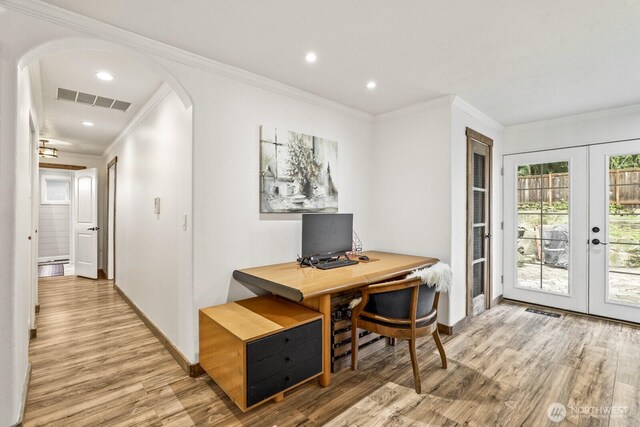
<box><xmin>504</xmin><ymin>147</ymin><xmax>589</xmax><ymax>313</ymax></box>
<box><xmin>589</xmin><ymin>141</ymin><xmax>640</xmax><ymax>322</ymax></box>
<box><xmin>504</xmin><ymin>140</ymin><xmax>640</xmax><ymax>323</ymax></box>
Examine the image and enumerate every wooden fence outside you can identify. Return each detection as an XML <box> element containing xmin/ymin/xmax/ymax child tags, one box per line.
<box><xmin>518</xmin><ymin>168</ymin><xmax>640</xmax><ymax>207</ymax></box>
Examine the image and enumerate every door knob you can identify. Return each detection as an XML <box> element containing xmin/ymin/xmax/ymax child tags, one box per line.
<box><xmin>485</xmin><ymin>233</ymin><xmax>491</xmax><ymax>239</ymax></box>
<box><xmin>592</xmin><ymin>238</ymin><xmax>608</xmax><ymax>246</ymax></box>
<box><xmin>592</xmin><ymin>226</ymin><xmax>600</xmax><ymax>233</ymax></box>
<box><xmin>87</xmin><ymin>227</ymin><xmax>100</xmax><ymax>231</ymax></box>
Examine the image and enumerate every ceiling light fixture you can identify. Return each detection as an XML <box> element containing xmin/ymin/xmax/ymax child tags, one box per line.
<box><xmin>96</xmin><ymin>71</ymin><xmax>114</xmax><ymax>81</ymax></box>
<box><xmin>82</xmin><ymin>121</ymin><xmax>94</xmax><ymax>127</ymax></box>
<box><xmin>305</xmin><ymin>52</ymin><xmax>317</xmax><ymax>63</ymax></box>
<box><xmin>38</xmin><ymin>139</ymin><xmax>58</xmax><ymax>159</ymax></box>
<box><xmin>366</xmin><ymin>81</ymin><xmax>377</xmax><ymax>89</ymax></box>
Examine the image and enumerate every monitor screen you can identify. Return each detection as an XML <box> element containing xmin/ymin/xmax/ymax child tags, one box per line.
<box><xmin>302</xmin><ymin>213</ymin><xmax>353</xmax><ymax>259</ymax></box>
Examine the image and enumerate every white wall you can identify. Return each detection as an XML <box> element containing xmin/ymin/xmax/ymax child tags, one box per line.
<box><xmin>0</xmin><ymin>53</ymin><xmax>34</xmax><ymax>427</ymax></box>
<box><xmin>172</xmin><ymin>66</ymin><xmax>374</xmax><ymax>361</ymax></box>
<box><xmin>504</xmin><ymin>104</ymin><xmax>640</xmax><ymax>154</ymax></box>
<box><xmin>103</xmin><ymin>85</ymin><xmax>194</xmax><ymax>361</ymax></box>
<box><xmin>450</xmin><ymin>99</ymin><xmax>504</xmax><ymax>324</ymax></box>
<box><xmin>38</xmin><ymin>169</ymin><xmax>72</xmax><ymax>261</ymax></box>
<box><xmin>370</xmin><ymin>98</ymin><xmax>453</xmax><ymax>320</ymax></box>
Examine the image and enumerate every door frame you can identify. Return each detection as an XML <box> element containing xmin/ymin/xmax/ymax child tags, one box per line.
<box><xmin>107</xmin><ymin>157</ymin><xmax>118</xmax><ymax>282</ymax></box>
<box><xmin>466</xmin><ymin>128</ymin><xmax>493</xmax><ymax>317</ymax></box>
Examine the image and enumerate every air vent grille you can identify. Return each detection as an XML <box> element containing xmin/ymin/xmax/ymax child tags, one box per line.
<box><xmin>56</xmin><ymin>88</ymin><xmax>132</xmax><ymax>112</ymax></box>
<box><xmin>57</xmin><ymin>88</ymin><xmax>77</xmax><ymax>101</ymax></box>
<box><xmin>76</xmin><ymin>92</ymin><xmax>96</xmax><ymax>104</ymax></box>
<box><xmin>94</xmin><ymin>96</ymin><xmax>115</xmax><ymax>108</ymax></box>
<box><xmin>111</xmin><ymin>100</ymin><xmax>132</xmax><ymax>112</ymax></box>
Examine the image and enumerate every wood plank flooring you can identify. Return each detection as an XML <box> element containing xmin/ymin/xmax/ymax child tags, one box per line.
<box><xmin>25</xmin><ymin>276</ymin><xmax>640</xmax><ymax>426</ymax></box>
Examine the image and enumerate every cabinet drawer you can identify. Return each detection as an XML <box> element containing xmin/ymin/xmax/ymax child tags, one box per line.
<box><xmin>247</xmin><ymin>338</ymin><xmax>322</xmax><ymax>385</ymax></box>
<box><xmin>246</xmin><ymin>319</ymin><xmax>321</xmax><ymax>364</ymax></box>
<box><xmin>246</xmin><ymin>355</ymin><xmax>322</xmax><ymax>407</ymax></box>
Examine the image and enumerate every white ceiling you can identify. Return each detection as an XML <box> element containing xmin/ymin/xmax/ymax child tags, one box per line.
<box><xmin>38</xmin><ymin>49</ymin><xmax>163</xmax><ymax>155</ymax></box>
<box><xmin>41</xmin><ymin>0</ymin><xmax>640</xmax><ymax>126</ymax></box>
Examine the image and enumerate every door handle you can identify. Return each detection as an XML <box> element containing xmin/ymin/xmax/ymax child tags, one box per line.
<box><xmin>87</xmin><ymin>227</ymin><xmax>100</xmax><ymax>231</ymax></box>
<box><xmin>485</xmin><ymin>233</ymin><xmax>491</xmax><ymax>239</ymax></box>
<box><xmin>591</xmin><ymin>238</ymin><xmax>608</xmax><ymax>246</ymax></box>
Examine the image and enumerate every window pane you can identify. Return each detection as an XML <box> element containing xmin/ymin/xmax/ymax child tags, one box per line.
<box><xmin>474</xmin><ymin>191</ymin><xmax>485</xmax><ymax>223</ymax></box>
<box><xmin>474</xmin><ymin>226</ymin><xmax>484</xmax><ymax>260</ymax></box>
<box><xmin>474</xmin><ymin>153</ymin><xmax>485</xmax><ymax>188</ymax></box>
<box><xmin>516</xmin><ymin>160</ymin><xmax>570</xmax><ymax>294</ymax></box>
<box><xmin>518</xmin><ymin>261</ymin><xmax>541</xmax><ymax>289</ymax></box>
<box><xmin>473</xmin><ymin>262</ymin><xmax>484</xmax><ymax>297</ymax></box>
<box><xmin>607</xmin><ymin>154</ymin><xmax>640</xmax><ymax>305</ymax></box>
<box><xmin>46</xmin><ymin>179</ymin><xmax>69</xmax><ymax>202</ymax></box>
<box><xmin>542</xmin><ymin>264</ymin><xmax>569</xmax><ymax>294</ymax></box>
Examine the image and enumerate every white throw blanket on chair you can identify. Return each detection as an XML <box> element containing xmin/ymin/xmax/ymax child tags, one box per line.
<box><xmin>407</xmin><ymin>262</ymin><xmax>452</xmax><ymax>292</ymax></box>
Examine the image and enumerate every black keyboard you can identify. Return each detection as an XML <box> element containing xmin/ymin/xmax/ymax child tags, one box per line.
<box><xmin>315</xmin><ymin>259</ymin><xmax>358</xmax><ymax>270</ymax></box>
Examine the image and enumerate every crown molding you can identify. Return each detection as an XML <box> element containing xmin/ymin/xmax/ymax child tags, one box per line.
<box><xmin>505</xmin><ymin>102</ymin><xmax>640</xmax><ymax>134</ymax></box>
<box><xmin>451</xmin><ymin>96</ymin><xmax>504</xmax><ymax>131</ymax></box>
<box><xmin>374</xmin><ymin>95</ymin><xmax>455</xmax><ymax>123</ymax></box>
<box><xmin>0</xmin><ymin>0</ymin><xmax>373</xmax><ymax>123</ymax></box>
<box><xmin>102</xmin><ymin>82</ymin><xmax>172</xmax><ymax>158</ymax></box>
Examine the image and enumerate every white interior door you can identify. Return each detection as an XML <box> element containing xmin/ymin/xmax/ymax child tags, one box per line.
<box><xmin>589</xmin><ymin>140</ymin><xmax>640</xmax><ymax>323</ymax></box>
<box><xmin>504</xmin><ymin>147</ymin><xmax>589</xmax><ymax>312</ymax></box>
<box><xmin>75</xmin><ymin>168</ymin><xmax>98</xmax><ymax>279</ymax></box>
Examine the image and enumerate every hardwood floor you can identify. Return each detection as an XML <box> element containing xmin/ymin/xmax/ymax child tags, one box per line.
<box><xmin>25</xmin><ymin>276</ymin><xmax>640</xmax><ymax>426</ymax></box>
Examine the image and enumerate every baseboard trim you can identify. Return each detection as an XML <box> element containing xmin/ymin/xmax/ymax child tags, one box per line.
<box><xmin>491</xmin><ymin>294</ymin><xmax>504</xmax><ymax>308</ymax></box>
<box><xmin>113</xmin><ymin>283</ymin><xmax>202</xmax><ymax>377</ymax></box>
<box><xmin>438</xmin><ymin>316</ymin><xmax>469</xmax><ymax>335</ymax></box>
<box><xmin>13</xmin><ymin>363</ymin><xmax>31</xmax><ymax>427</ymax></box>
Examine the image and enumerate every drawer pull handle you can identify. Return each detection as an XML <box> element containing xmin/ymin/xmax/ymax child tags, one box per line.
<box><xmin>285</xmin><ymin>376</ymin><xmax>290</xmax><ymax>382</ymax></box>
<box><xmin>285</xmin><ymin>338</ymin><xmax>291</xmax><ymax>343</ymax></box>
<box><xmin>285</xmin><ymin>357</ymin><xmax>291</xmax><ymax>363</ymax></box>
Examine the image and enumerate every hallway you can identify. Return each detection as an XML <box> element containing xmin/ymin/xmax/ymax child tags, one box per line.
<box><xmin>25</xmin><ymin>276</ymin><xmax>640</xmax><ymax>426</ymax></box>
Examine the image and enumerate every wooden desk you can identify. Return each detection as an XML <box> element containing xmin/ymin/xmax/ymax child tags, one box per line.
<box><xmin>232</xmin><ymin>251</ymin><xmax>438</xmax><ymax>387</ymax></box>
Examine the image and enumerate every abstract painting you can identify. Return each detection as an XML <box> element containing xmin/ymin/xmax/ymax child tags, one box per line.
<box><xmin>260</xmin><ymin>125</ymin><xmax>338</xmax><ymax>213</ymax></box>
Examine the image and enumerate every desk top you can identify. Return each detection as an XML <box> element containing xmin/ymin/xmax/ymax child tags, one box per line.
<box><xmin>233</xmin><ymin>251</ymin><xmax>439</xmax><ymax>301</ymax></box>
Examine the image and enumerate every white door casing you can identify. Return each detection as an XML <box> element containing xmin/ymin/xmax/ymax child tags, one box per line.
<box><xmin>74</xmin><ymin>168</ymin><xmax>98</xmax><ymax>279</ymax></box>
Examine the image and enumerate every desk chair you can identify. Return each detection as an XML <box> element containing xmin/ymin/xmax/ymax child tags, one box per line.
<box><xmin>350</xmin><ymin>275</ymin><xmax>447</xmax><ymax>393</ymax></box>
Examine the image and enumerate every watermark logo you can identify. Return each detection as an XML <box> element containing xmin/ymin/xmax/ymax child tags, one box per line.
<box><xmin>547</xmin><ymin>402</ymin><xmax>629</xmax><ymax>422</ymax></box>
<box><xmin>547</xmin><ymin>402</ymin><xmax>567</xmax><ymax>423</ymax></box>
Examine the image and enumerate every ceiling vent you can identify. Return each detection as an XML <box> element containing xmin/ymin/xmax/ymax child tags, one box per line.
<box><xmin>56</xmin><ymin>88</ymin><xmax>132</xmax><ymax>112</ymax></box>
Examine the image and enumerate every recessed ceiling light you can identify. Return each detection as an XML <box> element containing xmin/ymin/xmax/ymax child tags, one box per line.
<box><xmin>96</xmin><ymin>71</ymin><xmax>114</xmax><ymax>81</ymax></box>
<box><xmin>305</xmin><ymin>52</ymin><xmax>317</xmax><ymax>63</ymax></box>
<box><xmin>366</xmin><ymin>81</ymin><xmax>377</xmax><ymax>89</ymax></box>
<box><xmin>82</xmin><ymin>121</ymin><xmax>94</xmax><ymax>127</ymax></box>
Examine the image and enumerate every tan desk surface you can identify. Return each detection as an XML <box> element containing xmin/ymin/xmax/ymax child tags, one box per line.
<box><xmin>232</xmin><ymin>251</ymin><xmax>439</xmax><ymax>301</ymax></box>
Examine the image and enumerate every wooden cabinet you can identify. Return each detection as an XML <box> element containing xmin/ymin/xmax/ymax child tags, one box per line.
<box><xmin>199</xmin><ymin>295</ymin><xmax>323</xmax><ymax>411</ymax></box>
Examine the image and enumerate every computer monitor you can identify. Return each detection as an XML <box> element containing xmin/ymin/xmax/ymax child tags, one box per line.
<box><xmin>302</xmin><ymin>213</ymin><xmax>353</xmax><ymax>260</ymax></box>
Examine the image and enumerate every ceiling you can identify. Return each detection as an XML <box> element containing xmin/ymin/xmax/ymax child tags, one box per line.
<box><xmin>41</xmin><ymin>0</ymin><xmax>640</xmax><ymax>126</ymax></box>
<box><xmin>38</xmin><ymin>49</ymin><xmax>163</xmax><ymax>155</ymax></box>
